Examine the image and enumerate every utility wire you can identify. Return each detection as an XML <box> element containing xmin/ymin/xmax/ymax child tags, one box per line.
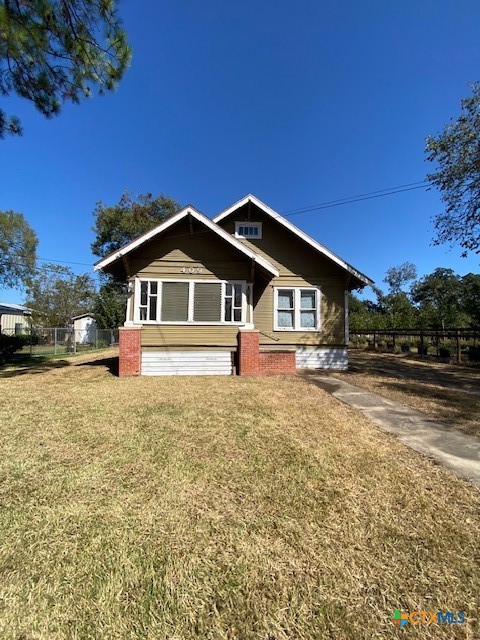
<box><xmin>2</xmin><ymin>179</ymin><xmax>432</xmax><ymax>271</ymax></box>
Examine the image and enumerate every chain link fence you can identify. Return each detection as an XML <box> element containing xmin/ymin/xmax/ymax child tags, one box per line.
<box><xmin>2</xmin><ymin>327</ymin><xmax>118</xmax><ymax>357</ymax></box>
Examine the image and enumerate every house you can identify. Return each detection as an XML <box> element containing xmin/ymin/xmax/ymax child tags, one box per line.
<box><xmin>71</xmin><ymin>313</ymin><xmax>97</xmax><ymax>344</ymax></box>
<box><xmin>94</xmin><ymin>194</ymin><xmax>373</xmax><ymax>376</ymax></box>
<box><xmin>0</xmin><ymin>302</ymin><xmax>32</xmax><ymax>335</ymax></box>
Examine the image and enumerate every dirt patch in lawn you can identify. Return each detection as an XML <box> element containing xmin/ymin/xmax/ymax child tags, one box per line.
<box><xmin>0</xmin><ymin>352</ymin><xmax>478</xmax><ymax>639</ymax></box>
<box><xmin>332</xmin><ymin>351</ymin><xmax>480</xmax><ymax>438</ymax></box>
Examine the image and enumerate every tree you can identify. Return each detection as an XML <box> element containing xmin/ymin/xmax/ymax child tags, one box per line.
<box><xmin>411</xmin><ymin>268</ymin><xmax>466</xmax><ymax>329</ymax></box>
<box><xmin>25</xmin><ymin>263</ymin><xmax>96</xmax><ymax>326</ymax></box>
<box><xmin>460</xmin><ymin>273</ymin><xmax>480</xmax><ymax>328</ymax></box>
<box><xmin>91</xmin><ymin>191</ymin><xmax>181</xmax><ymax>258</ymax></box>
<box><xmin>0</xmin><ymin>209</ymin><xmax>37</xmax><ymax>287</ymax></box>
<box><xmin>93</xmin><ymin>276</ymin><xmax>126</xmax><ymax>328</ymax></box>
<box><xmin>0</xmin><ymin>0</ymin><xmax>131</xmax><ymax>138</ymax></box>
<box><xmin>384</xmin><ymin>262</ymin><xmax>417</xmax><ymax>295</ymax></box>
<box><xmin>426</xmin><ymin>82</ymin><xmax>480</xmax><ymax>256</ymax></box>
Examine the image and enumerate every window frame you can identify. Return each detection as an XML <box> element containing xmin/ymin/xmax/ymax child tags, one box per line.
<box><xmin>134</xmin><ymin>278</ymin><xmax>248</xmax><ymax>325</ymax></box>
<box><xmin>273</xmin><ymin>286</ymin><xmax>321</xmax><ymax>332</ymax></box>
<box><xmin>234</xmin><ymin>221</ymin><xmax>263</xmax><ymax>240</ymax></box>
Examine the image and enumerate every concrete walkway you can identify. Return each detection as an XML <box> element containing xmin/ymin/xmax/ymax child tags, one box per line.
<box><xmin>305</xmin><ymin>375</ymin><xmax>480</xmax><ymax>487</ymax></box>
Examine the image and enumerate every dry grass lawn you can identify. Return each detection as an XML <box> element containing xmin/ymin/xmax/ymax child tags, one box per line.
<box><xmin>0</xmin><ymin>350</ymin><xmax>479</xmax><ymax>639</ymax></box>
<box><xmin>332</xmin><ymin>351</ymin><xmax>480</xmax><ymax>437</ymax></box>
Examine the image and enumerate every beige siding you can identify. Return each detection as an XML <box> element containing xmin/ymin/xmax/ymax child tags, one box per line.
<box><xmin>141</xmin><ymin>325</ymin><xmax>239</xmax><ymax>348</ymax></box>
<box><xmin>128</xmin><ymin>217</ymin><xmax>251</xmax><ymax>282</ymax></box>
<box><xmin>0</xmin><ymin>314</ymin><xmax>30</xmax><ymax>333</ymax></box>
<box><xmin>218</xmin><ymin>203</ymin><xmax>348</xmax><ymax>347</ymax></box>
<box><xmin>129</xmin><ymin>205</ymin><xmax>348</xmax><ymax>349</ymax></box>
<box><xmin>254</xmin><ymin>278</ymin><xmax>346</xmax><ymax>348</ymax></box>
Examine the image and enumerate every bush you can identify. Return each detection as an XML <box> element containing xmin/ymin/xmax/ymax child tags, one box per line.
<box><xmin>0</xmin><ymin>334</ymin><xmax>25</xmax><ymax>363</ymax></box>
<box><xmin>401</xmin><ymin>343</ymin><xmax>410</xmax><ymax>353</ymax></box>
<box><xmin>469</xmin><ymin>346</ymin><xmax>480</xmax><ymax>362</ymax></box>
<box><xmin>439</xmin><ymin>347</ymin><xmax>451</xmax><ymax>359</ymax></box>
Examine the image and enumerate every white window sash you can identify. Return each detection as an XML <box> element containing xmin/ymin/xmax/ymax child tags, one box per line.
<box><xmin>135</xmin><ymin>278</ymin><xmax>247</xmax><ymax>325</ymax></box>
<box><xmin>274</xmin><ymin>286</ymin><xmax>321</xmax><ymax>332</ymax></box>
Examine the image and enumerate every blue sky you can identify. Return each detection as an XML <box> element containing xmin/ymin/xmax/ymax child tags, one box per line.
<box><xmin>1</xmin><ymin>0</ymin><xmax>479</xmax><ymax>303</ymax></box>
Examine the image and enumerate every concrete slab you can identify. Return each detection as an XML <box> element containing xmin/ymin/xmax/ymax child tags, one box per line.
<box><xmin>305</xmin><ymin>375</ymin><xmax>480</xmax><ymax>487</ymax></box>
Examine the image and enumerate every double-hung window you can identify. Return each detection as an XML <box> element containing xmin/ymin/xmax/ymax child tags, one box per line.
<box><xmin>135</xmin><ymin>279</ymin><xmax>247</xmax><ymax>324</ymax></box>
<box><xmin>274</xmin><ymin>287</ymin><xmax>320</xmax><ymax>331</ymax></box>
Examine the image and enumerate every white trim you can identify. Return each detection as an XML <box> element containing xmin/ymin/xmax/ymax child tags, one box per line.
<box><xmin>235</xmin><ymin>221</ymin><xmax>262</xmax><ymax>239</ymax></box>
<box><xmin>94</xmin><ymin>205</ymin><xmax>279</xmax><ymax>278</ymax></box>
<box><xmin>273</xmin><ymin>286</ymin><xmax>321</xmax><ymax>332</ymax></box>
<box><xmin>142</xmin><ymin>350</ymin><xmax>234</xmax><ymax>376</ymax></box>
<box><xmin>133</xmin><ymin>277</ymin><xmax>248</xmax><ymax>325</ymax></box>
<box><xmin>214</xmin><ymin>194</ymin><xmax>373</xmax><ymax>286</ymax></box>
<box><xmin>344</xmin><ymin>290</ymin><xmax>349</xmax><ymax>345</ymax></box>
<box><xmin>296</xmin><ymin>347</ymin><xmax>348</xmax><ymax>370</ymax></box>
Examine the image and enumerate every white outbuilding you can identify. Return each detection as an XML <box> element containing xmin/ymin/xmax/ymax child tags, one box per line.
<box><xmin>72</xmin><ymin>313</ymin><xmax>97</xmax><ymax>344</ymax></box>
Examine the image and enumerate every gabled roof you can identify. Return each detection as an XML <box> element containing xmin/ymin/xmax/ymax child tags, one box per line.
<box><xmin>94</xmin><ymin>205</ymin><xmax>279</xmax><ymax>277</ymax></box>
<box><xmin>214</xmin><ymin>194</ymin><xmax>373</xmax><ymax>287</ymax></box>
<box><xmin>71</xmin><ymin>313</ymin><xmax>96</xmax><ymax>321</ymax></box>
<box><xmin>0</xmin><ymin>302</ymin><xmax>32</xmax><ymax>315</ymax></box>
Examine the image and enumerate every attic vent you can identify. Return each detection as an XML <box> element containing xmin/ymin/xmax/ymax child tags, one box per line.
<box><xmin>235</xmin><ymin>222</ymin><xmax>262</xmax><ymax>239</ymax></box>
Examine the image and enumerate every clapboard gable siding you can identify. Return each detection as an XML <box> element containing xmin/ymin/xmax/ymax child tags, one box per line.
<box><xmin>217</xmin><ymin>203</ymin><xmax>348</xmax><ymax>347</ymax></box>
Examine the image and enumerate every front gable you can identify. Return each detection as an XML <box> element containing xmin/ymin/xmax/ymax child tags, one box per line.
<box><xmin>213</xmin><ymin>195</ymin><xmax>372</xmax><ymax>289</ymax></box>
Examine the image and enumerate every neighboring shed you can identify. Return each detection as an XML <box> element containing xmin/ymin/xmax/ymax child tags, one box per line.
<box><xmin>72</xmin><ymin>313</ymin><xmax>97</xmax><ymax>344</ymax></box>
<box><xmin>0</xmin><ymin>303</ymin><xmax>32</xmax><ymax>334</ymax></box>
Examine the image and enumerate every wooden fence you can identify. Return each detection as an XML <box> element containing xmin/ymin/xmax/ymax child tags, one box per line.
<box><xmin>349</xmin><ymin>328</ymin><xmax>480</xmax><ymax>364</ymax></box>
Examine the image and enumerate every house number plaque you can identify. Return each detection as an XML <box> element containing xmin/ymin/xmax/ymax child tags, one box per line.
<box><xmin>180</xmin><ymin>266</ymin><xmax>203</xmax><ymax>274</ymax></box>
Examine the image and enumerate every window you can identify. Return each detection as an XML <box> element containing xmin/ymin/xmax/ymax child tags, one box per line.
<box><xmin>235</xmin><ymin>222</ymin><xmax>262</xmax><ymax>239</ymax></box>
<box><xmin>224</xmin><ymin>283</ymin><xmax>242</xmax><ymax>322</ymax></box>
<box><xmin>139</xmin><ymin>281</ymin><xmax>158</xmax><ymax>321</ymax></box>
<box><xmin>274</xmin><ymin>287</ymin><xmax>320</xmax><ymax>331</ymax></box>
<box><xmin>135</xmin><ymin>279</ymin><xmax>246</xmax><ymax>324</ymax></box>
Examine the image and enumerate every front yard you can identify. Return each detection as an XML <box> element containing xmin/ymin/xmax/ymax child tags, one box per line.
<box><xmin>0</xmin><ymin>351</ymin><xmax>479</xmax><ymax>639</ymax></box>
<box><xmin>333</xmin><ymin>351</ymin><xmax>480</xmax><ymax>437</ymax></box>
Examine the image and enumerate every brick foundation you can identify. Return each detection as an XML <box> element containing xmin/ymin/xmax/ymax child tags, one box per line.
<box><xmin>238</xmin><ymin>330</ymin><xmax>296</xmax><ymax>376</ymax></box>
<box><xmin>119</xmin><ymin>326</ymin><xmax>141</xmax><ymax>377</ymax></box>
<box><xmin>238</xmin><ymin>330</ymin><xmax>260</xmax><ymax>376</ymax></box>
<box><xmin>259</xmin><ymin>350</ymin><xmax>297</xmax><ymax>375</ymax></box>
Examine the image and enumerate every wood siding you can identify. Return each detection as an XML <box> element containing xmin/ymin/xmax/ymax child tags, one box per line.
<box><xmin>218</xmin><ymin>203</ymin><xmax>348</xmax><ymax>347</ymax></box>
<box><xmin>128</xmin><ymin>204</ymin><xmax>348</xmax><ymax>348</ymax></box>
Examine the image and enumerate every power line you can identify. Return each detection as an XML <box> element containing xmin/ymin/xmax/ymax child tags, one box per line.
<box><xmin>282</xmin><ymin>181</ymin><xmax>431</xmax><ymax>217</ymax></box>
<box><xmin>3</xmin><ymin>178</ymin><xmax>432</xmax><ymax>271</ymax></box>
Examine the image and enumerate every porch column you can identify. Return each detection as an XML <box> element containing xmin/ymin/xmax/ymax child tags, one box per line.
<box><xmin>238</xmin><ymin>329</ymin><xmax>260</xmax><ymax>376</ymax></box>
<box><xmin>119</xmin><ymin>326</ymin><xmax>141</xmax><ymax>377</ymax></box>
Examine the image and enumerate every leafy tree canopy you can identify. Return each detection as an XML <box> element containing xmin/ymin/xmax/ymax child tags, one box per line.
<box><xmin>93</xmin><ymin>276</ymin><xmax>126</xmax><ymax>328</ymax></box>
<box><xmin>384</xmin><ymin>261</ymin><xmax>417</xmax><ymax>295</ymax></box>
<box><xmin>0</xmin><ymin>0</ymin><xmax>131</xmax><ymax>137</ymax></box>
<box><xmin>426</xmin><ymin>82</ymin><xmax>480</xmax><ymax>256</ymax></box>
<box><xmin>410</xmin><ymin>268</ymin><xmax>466</xmax><ymax>329</ymax></box>
<box><xmin>0</xmin><ymin>209</ymin><xmax>37</xmax><ymax>287</ymax></box>
<box><xmin>91</xmin><ymin>191</ymin><xmax>181</xmax><ymax>259</ymax></box>
<box><xmin>25</xmin><ymin>262</ymin><xmax>96</xmax><ymax>326</ymax></box>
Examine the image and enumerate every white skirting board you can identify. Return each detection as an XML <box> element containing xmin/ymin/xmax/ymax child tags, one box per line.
<box><xmin>296</xmin><ymin>347</ymin><xmax>348</xmax><ymax>370</ymax></box>
<box><xmin>141</xmin><ymin>350</ymin><xmax>234</xmax><ymax>376</ymax></box>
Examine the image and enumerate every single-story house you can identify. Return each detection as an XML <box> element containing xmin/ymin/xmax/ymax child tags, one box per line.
<box><xmin>94</xmin><ymin>194</ymin><xmax>373</xmax><ymax>376</ymax></box>
<box><xmin>71</xmin><ymin>313</ymin><xmax>98</xmax><ymax>344</ymax></box>
<box><xmin>0</xmin><ymin>302</ymin><xmax>32</xmax><ymax>335</ymax></box>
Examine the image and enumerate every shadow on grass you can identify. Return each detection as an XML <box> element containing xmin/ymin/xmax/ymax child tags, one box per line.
<box><xmin>382</xmin><ymin>379</ymin><xmax>480</xmax><ymax>438</ymax></box>
<box><xmin>346</xmin><ymin>352</ymin><xmax>480</xmax><ymax>392</ymax></box>
<box><xmin>77</xmin><ymin>356</ymin><xmax>119</xmax><ymax>377</ymax></box>
<box><xmin>0</xmin><ymin>357</ymin><xmax>72</xmax><ymax>378</ymax></box>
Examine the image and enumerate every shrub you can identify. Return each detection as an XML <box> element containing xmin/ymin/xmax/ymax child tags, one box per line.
<box><xmin>439</xmin><ymin>347</ymin><xmax>451</xmax><ymax>359</ymax></box>
<box><xmin>401</xmin><ymin>343</ymin><xmax>410</xmax><ymax>353</ymax></box>
<box><xmin>0</xmin><ymin>334</ymin><xmax>25</xmax><ymax>363</ymax></box>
